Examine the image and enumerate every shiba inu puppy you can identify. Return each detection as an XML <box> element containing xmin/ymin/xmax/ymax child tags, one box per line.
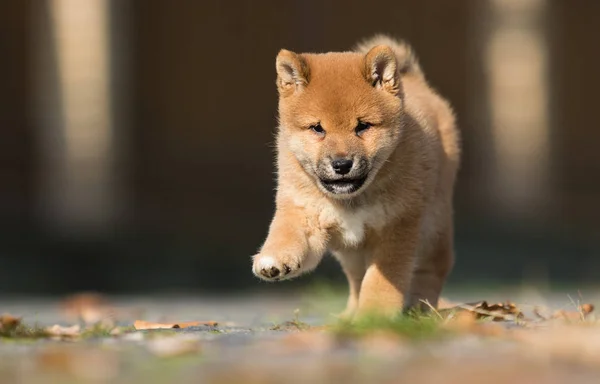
<box><xmin>252</xmin><ymin>35</ymin><xmax>460</xmax><ymax>319</ymax></box>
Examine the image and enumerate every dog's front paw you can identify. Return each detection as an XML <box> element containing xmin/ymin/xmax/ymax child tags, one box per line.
<box><xmin>252</xmin><ymin>253</ymin><xmax>302</xmax><ymax>281</ymax></box>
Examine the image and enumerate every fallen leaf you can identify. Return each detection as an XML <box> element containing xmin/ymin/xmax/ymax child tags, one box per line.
<box><xmin>475</xmin><ymin>322</ymin><xmax>507</xmax><ymax>337</ymax></box>
<box><xmin>469</xmin><ymin>301</ymin><xmax>524</xmax><ymax>320</ymax></box>
<box><xmin>46</xmin><ymin>324</ymin><xmax>81</xmax><ymax>338</ymax></box>
<box><xmin>133</xmin><ymin>320</ymin><xmax>217</xmax><ymax>330</ymax></box>
<box><xmin>553</xmin><ymin>303</ymin><xmax>595</xmax><ymax>321</ymax></box>
<box><xmin>145</xmin><ymin>335</ymin><xmax>201</xmax><ymax>357</ymax></box>
<box><xmin>59</xmin><ymin>292</ymin><xmax>115</xmax><ymax>325</ymax></box>
<box><xmin>270</xmin><ymin>320</ymin><xmax>312</xmax><ymax>332</ymax></box>
<box><xmin>442</xmin><ymin>310</ymin><xmax>507</xmax><ymax>337</ymax></box>
<box><xmin>443</xmin><ymin>311</ymin><xmax>477</xmax><ymax>332</ymax></box>
<box><xmin>533</xmin><ymin>303</ymin><xmax>595</xmax><ymax>322</ymax></box>
<box><xmin>0</xmin><ymin>314</ymin><xmax>21</xmax><ymax>331</ymax></box>
<box><xmin>532</xmin><ymin>305</ymin><xmax>551</xmax><ymax>320</ymax></box>
<box><xmin>440</xmin><ymin>300</ymin><xmax>524</xmax><ymax>322</ymax></box>
<box><xmin>438</xmin><ymin>298</ymin><xmax>460</xmax><ymax>310</ymax></box>
<box><xmin>581</xmin><ymin>303</ymin><xmax>595</xmax><ymax>315</ymax></box>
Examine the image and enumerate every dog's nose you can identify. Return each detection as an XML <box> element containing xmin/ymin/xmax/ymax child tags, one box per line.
<box><xmin>331</xmin><ymin>158</ymin><xmax>353</xmax><ymax>175</ymax></box>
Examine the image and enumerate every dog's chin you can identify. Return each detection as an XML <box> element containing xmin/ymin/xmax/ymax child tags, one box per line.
<box><xmin>318</xmin><ymin>176</ymin><xmax>368</xmax><ymax>197</ymax></box>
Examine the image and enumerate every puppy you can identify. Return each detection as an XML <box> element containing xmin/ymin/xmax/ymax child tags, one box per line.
<box><xmin>252</xmin><ymin>35</ymin><xmax>460</xmax><ymax>319</ymax></box>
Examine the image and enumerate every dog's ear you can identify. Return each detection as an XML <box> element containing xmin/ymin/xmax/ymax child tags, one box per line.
<box><xmin>276</xmin><ymin>49</ymin><xmax>310</xmax><ymax>95</ymax></box>
<box><xmin>364</xmin><ymin>45</ymin><xmax>400</xmax><ymax>95</ymax></box>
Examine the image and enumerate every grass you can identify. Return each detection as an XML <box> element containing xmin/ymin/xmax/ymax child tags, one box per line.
<box><xmin>331</xmin><ymin>311</ymin><xmax>447</xmax><ymax>340</ymax></box>
<box><xmin>270</xmin><ymin>309</ymin><xmax>312</xmax><ymax>331</ymax></box>
<box><xmin>297</xmin><ymin>281</ymin><xmax>452</xmax><ymax>340</ymax></box>
<box><xmin>81</xmin><ymin>324</ymin><xmax>138</xmax><ymax>339</ymax></box>
<box><xmin>269</xmin><ymin>304</ymin><xmax>450</xmax><ymax>341</ymax></box>
<box><xmin>0</xmin><ymin>321</ymin><xmax>50</xmax><ymax>340</ymax></box>
<box><xmin>80</xmin><ymin>324</ymin><xmax>113</xmax><ymax>339</ymax></box>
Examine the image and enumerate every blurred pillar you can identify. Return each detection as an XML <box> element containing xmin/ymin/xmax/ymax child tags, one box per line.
<box><xmin>33</xmin><ymin>0</ymin><xmax>130</xmax><ymax>234</ymax></box>
<box><xmin>484</xmin><ymin>0</ymin><xmax>550</xmax><ymax>218</ymax></box>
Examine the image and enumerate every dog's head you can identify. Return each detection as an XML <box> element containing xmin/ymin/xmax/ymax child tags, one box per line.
<box><xmin>275</xmin><ymin>46</ymin><xmax>404</xmax><ymax>198</ymax></box>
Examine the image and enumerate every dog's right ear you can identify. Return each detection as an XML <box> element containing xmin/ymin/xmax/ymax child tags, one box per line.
<box><xmin>276</xmin><ymin>49</ymin><xmax>309</xmax><ymax>95</ymax></box>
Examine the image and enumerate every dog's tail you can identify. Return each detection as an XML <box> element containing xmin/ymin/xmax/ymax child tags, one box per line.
<box><xmin>354</xmin><ymin>34</ymin><xmax>423</xmax><ymax>77</ymax></box>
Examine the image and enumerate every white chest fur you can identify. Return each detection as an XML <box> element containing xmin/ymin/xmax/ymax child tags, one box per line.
<box><xmin>318</xmin><ymin>202</ymin><xmax>389</xmax><ymax>247</ymax></box>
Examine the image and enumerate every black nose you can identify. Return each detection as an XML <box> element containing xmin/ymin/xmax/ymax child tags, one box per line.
<box><xmin>331</xmin><ymin>158</ymin><xmax>353</xmax><ymax>175</ymax></box>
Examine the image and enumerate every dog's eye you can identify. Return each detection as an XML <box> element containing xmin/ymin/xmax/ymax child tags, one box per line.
<box><xmin>310</xmin><ymin>123</ymin><xmax>325</xmax><ymax>137</ymax></box>
<box><xmin>355</xmin><ymin>121</ymin><xmax>371</xmax><ymax>136</ymax></box>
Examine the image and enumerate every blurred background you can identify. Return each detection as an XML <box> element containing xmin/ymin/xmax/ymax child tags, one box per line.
<box><xmin>1</xmin><ymin>0</ymin><xmax>598</xmax><ymax>296</ymax></box>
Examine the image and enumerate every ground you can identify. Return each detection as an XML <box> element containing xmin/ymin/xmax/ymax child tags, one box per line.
<box><xmin>1</xmin><ymin>285</ymin><xmax>600</xmax><ymax>383</ymax></box>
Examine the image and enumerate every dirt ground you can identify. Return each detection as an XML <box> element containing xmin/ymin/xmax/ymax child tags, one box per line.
<box><xmin>1</xmin><ymin>287</ymin><xmax>600</xmax><ymax>383</ymax></box>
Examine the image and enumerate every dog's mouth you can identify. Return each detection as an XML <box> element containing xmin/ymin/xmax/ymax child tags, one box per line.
<box><xmin>319</xmin><ymin>176</ymin><xmax>368</xmax><ymax>195</ymax></box>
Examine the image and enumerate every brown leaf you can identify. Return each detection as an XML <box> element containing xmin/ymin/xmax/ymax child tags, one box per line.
<box><xmin>443</xmin><ymin>311</ymin><xmax>477</xmax><ymax>332</ymax></box>
<box><xmin>441</xmin><ymin>300</ymin><xmax>524</xmax><ymax>321</ymax></box>
<box><xmin>581</xmin><ymin>303</ymin><xmax>595</xmax><ymax>315</ymax></box>
<box><xmin>553</xmin><ymin>310</ymin><xmax>581</xmax><ymax>321</ymax></box>
<box><xmin>46</xmin><ymin>324</ymin><xmax>81</xmax><ymax>338</ymax></box>
<box><xmin>532</xmin><ymin>306</ymin><xmax>551</xmax><ymax>320</ymax></box>
<box><xmin>0</xmin><ymin>314</ymin><xmax>21</xmax><ymax>331</ymax></box>
<box><xmin>552</xmin><ymin>303</ymin><xmax>595</xmax><ymax>321</ymax></box>
<box><xmin>59</xmin><ymin>292</ymin><xmax>114</xmax><ymax>325</ymax></box>
<box><xmin>473</xmin><ymin>301</ymin><xmax>524</xmax><ymax>320</ymax></box>
<box><xmin>438</xmin><ymin>298</ymin><xmax>460</xmax><ymax>310</ymax></box>
<box><xmin>443</xmin><ymin>310</ymin><xmax>507</xmax><ymax>337</ymax></box>
<box><xmin>474</xmin><ymin>322</ymin><xmax>507</xmax><ymax>337</ymax></box>
<box><xmin>133</xmin><ymin>320</ymin><xmax>217</xmax><ymax>330</ymax></box>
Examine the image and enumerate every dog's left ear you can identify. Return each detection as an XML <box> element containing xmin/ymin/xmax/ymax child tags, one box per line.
<box><xmin>364</xmin><ymin>45</ymin><xmax>400</xmax><ymax>95</ymax></box>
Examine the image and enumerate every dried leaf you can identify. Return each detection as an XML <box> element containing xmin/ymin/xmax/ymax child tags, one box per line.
<box><xmin>46</xmin><ymin>324</ymin><xmax>81</xmax><ymax>338</ymax></box>
<box><xmin>133</xmin><ymin>320</ymin><xmax>217</xmax><ymax>330</ymax></box>
<box><xmin>475</xmin><ymin>322</ymin><xmax>507</xmax><ymax>337</ymax></box>
<box><xmin>440</xmin><ymin>300</ymin><xmax>524</xmax><ymax>322</ymax></box>
<box><xmin>443</xmin><ymin>310</ymin><xmax>508</xmax><ymax>337</ymax></box>
<box><xmin>59</xmin><ymin>292</ymin><xmax>115</xmax><ymax>325</ymax></box>
<box><xmin>443</xmin><ymin>311</ymin><xmax>477</xmax><ymax>332</ymax></box>
<box><xmin>0</xmin><ymin>315</ymin><xmax>50</xmax><ymax>338</ymax></box>
<box><xmin>470</xmin><ymin>301</ymin><xmax>524</xmax><ymax>320</ymax></box>
<box><xmin>0</xmin><ymin>314</ymin><xmax>21</xmax><ymax>331</ymax></box>
<box><xmin>529</xmin><ymin>302</ymin><xmax>595</xmax><ymax>324</ymax></box>
<box><xmin>533</xmin><ymin>306</ymin><xmax>551</xmax><ymax>320</ymax></box>
<box><xmin>552</xmin><ymin>303</ymin><xmax>594</xmax><ymax>322</ymax></box>
<box><xmin>438</xmin><ymin>298</ymin><xmax>460</xmax><ymax>310</ymax></box>
<box><xmin>553</xmin><ymin>310</ymin><xmax>581</xmax><ymax>321</ymax></box>
<box><xmin>581</xmin><ymin>303</ymin><xmax>595</xmax><ymax>315</ymax></box>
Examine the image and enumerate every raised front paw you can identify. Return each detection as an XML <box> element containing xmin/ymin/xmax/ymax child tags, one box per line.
<box><xmin>252</xmin><ymin>253</ymin><xmax>302</xmax><ymax>282</ymax></box>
